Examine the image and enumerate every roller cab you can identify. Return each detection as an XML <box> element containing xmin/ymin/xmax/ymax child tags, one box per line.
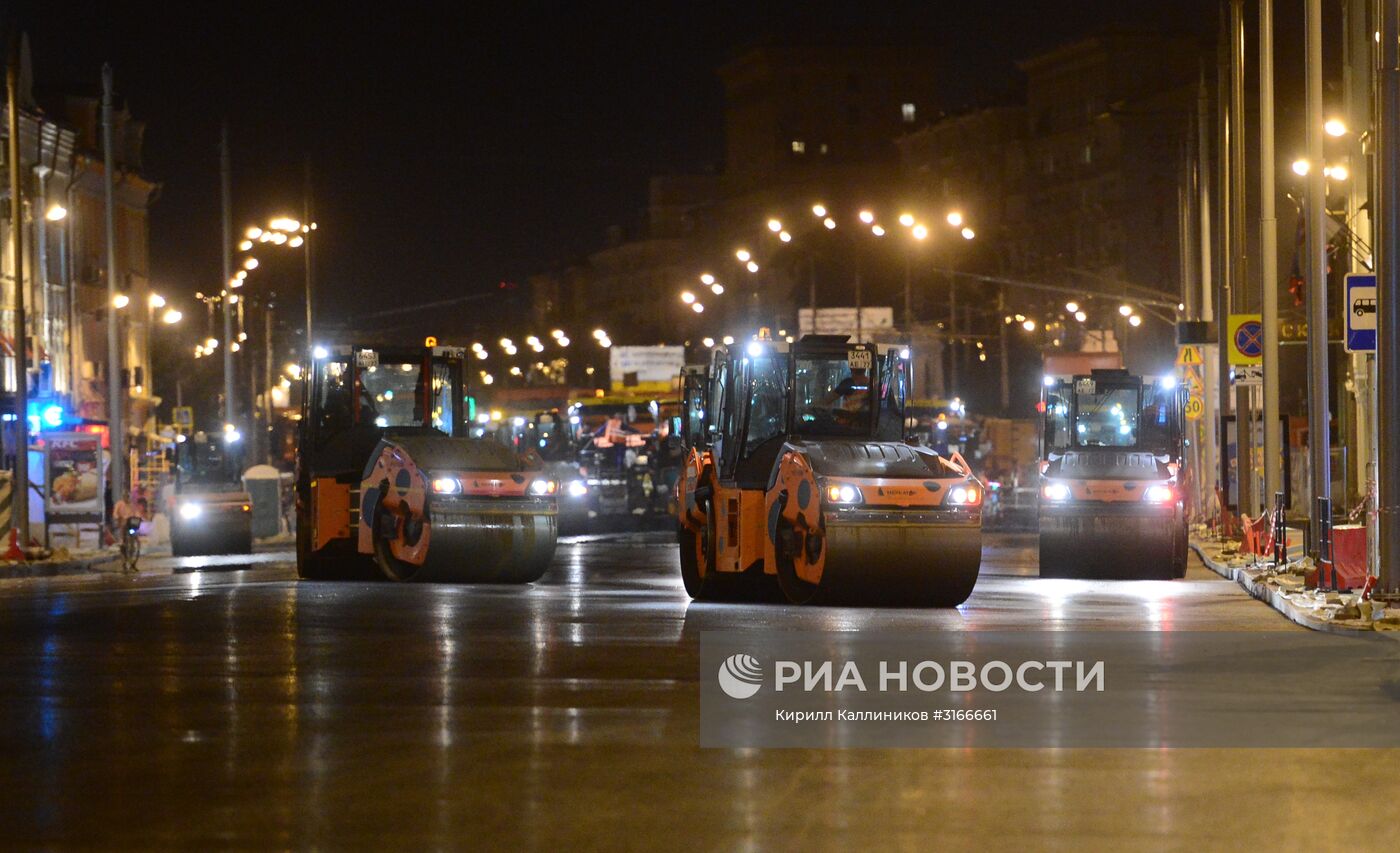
<box><xmin>676</xmin><ymin>334</ymin><xmax>983</xmax><ymax>606</ymax></box>
<box><xmin>297</xmin><ymin>343</ymin><xmax>557</xmax><ymax>582</ymax></box>
<box><xmin>1037</xmin><ymin>365</ymin><xmax>1188</xmax><ymax>579</ymax></box>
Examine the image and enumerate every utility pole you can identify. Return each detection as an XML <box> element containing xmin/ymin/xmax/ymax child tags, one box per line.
<box><xmin>1375</xmin><ymin>0</ymin><xmax>1400</xmax><ymax>594</ymax></box>
<box><xmin>7</xmin><ymin>32</ymin><xmax>29</xmax><ymax>543</ymax></box>
<box><xmin>1230</xmin><ymin>0</ymin><xmax>1253</xmax><ymax>516</ymax></box>
<box><xmin>101</xmin><ymin>63</ymin><xmax>123</xmax><ymax>509</ymax></box>
<box><xmin>1304</xmin><ymin>0</ymin><xmax>1330</xmax><ymax>555</ymax></box>
<box><xmin>1259</xmin><ymin>0</ymin><xmax>1282</xmax><ymax>511</ymax></box>
<box><xmin>947</xmin><ymin>271</ymin><xmax>958</xmax><ymax>392</ymax></box>
<box><xmin>1198</xmin><ymin>67</ymin><xmax>1219</xmax><ymax>523</ymax></box>
<box><xmin>221</xmin><ymin>123</ymin><xmax>235</xmax><ymax>429</ymax></box>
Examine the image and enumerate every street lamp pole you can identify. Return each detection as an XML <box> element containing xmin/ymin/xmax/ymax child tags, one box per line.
<box><xmin>7</xmin><ymin>36</ymin><xmax>30</xmax><ymax>542</ymax></box>
<box><xmin>303</xmin><ymin>157</ymin><xmax>314</xmax><ymax>352</ymax></box>
<box><xmin>1374</xmin><ymin>0</ymin><xmax>1400</xmax><ymax>594</ymax></box>
<box><xmin>1259</xmin><ymin>0</ymin><xmax>1283</xmax><ymax>510</ymax></box>
<box><xmin>221</xmin><ymin>123</ymin><xmax>235</xmax><ymax>430</ymax></box>
<box><xmin>101</xmin><ymin>63</ymin><xmax>124</xmax><ymax>510</ymax></box>
<box><xmin>1304</xmin><ymin>0</ymin><xmax>1331</xmax><ymax>556</ymax></box>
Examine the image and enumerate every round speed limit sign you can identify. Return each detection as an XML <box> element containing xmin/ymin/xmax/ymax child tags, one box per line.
<box><xmin>1184</xmin><ymin>396</ymin><xmax>1204</xmax><ymax>421</ymax></box>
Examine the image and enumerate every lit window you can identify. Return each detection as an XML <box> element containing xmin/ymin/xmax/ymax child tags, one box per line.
<box><xmin>819</xmin><ymin>143</ymin><xmax>829</xmax><ymax>154</ymax></box>
<box><xmin>791</xmin><ymin>140</ymin><xmax>806</xmax><ymax>154</ymax></box>
<box><xmin>1082</xmin><ymin>144</ymin><xmax>1093</xmax><ymax>164</ymax></box>
<box><xmin>902</xmin><ymin>103</ymin><xmax>916</xmax><ymax>123</ymax></box>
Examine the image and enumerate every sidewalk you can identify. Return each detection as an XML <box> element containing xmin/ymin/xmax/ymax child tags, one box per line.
<box><xmin>1</xmin><ymin>549</ymin><xmax>118</xmax><ymax>579</ymax></box>
<box><xmin>1191</xmin><ymin>529</ymin><xmax>1400</xmax><ymax>635</ymax></box>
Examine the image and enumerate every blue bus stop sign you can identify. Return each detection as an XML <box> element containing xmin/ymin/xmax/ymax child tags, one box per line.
<box><xmin>1346</xmin><ymin>274</ymin><xmax>1376</xmax><ymax>353</ymax></box>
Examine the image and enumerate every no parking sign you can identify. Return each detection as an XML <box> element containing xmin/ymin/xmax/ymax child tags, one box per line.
<box><xmin>1228</xmin><ymin>314</ymin><xmax>1263</xmax><ymax>366</ymax></box>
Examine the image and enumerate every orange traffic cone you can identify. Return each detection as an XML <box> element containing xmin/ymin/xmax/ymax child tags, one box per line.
<box><xmin>2</xmin><ymin>528</ymin><xmax>26</xmax><ymax>562</ymax></box>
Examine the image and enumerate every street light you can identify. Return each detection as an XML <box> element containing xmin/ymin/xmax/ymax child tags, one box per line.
<box><xmin>871</xmin><ymin>225</ymin><xmax>885</xmax><ymax>237</ymax></box>
<box><xmin>911</xmin><ymin>224</ymin><xmax>929</xmax><ymax>240</ymax></box>
<box><xmin>702</xmin><ymin>337</ymin><xmax>715</xmax><ymax>348</ymax></box>
<box><xmin>244</xmin><ymin>257</ymin><xmax>259</xmax><ymax>270</ymax></box>
<box><xmin>680</xmin><ymin>290</ymin><xmax>696</xmax><ymax>304</ymax></box>
<box><xmin>859</xmin><ymin>210</ymin><xmax>874</xmax><ymax>224</ymax></box>
<box><xmin>746</xmin><ymin>261</ymin><xmax>759</xmax><ymax>273</ymax></box>
<box><xmin>735</xmin><ymin>248</ymin><xmax>751</xmax><ymax>262</ymax></box>
<box><xmin>779</xmin><ymin>231</ymin><xmax>792</xmax><ymax>242</ymax></box>
<box><xmin>1118</xmin><ymin>304</ymin><xmax>1134</xmax><ymax>317</ymax></box>
<box><xmin>1128</xmin><ymin>315</ymin><xmax>1143</xmax><ymax>327</ymax></box>
<box><xmin>946</xmin><ymin>211</ymin><xmax>964</xmax><ymax>227</ymax></box>
<box><xmin>162</xmin><ymin>308</ymin><xmax>182</xmax><ymax>324</ymax></box>
<box><xmin>1074</xmin><ymin>310</ymin><xmax>1088</xmax><ymax>322</ymax></box>
<box><xmin>245</xmin><ymin>226</ymin><xmax>262</xmax><ymax>240</ymax></box>
<box><xmin>45</xmin><ymin>204</ymin><xmax>67</xmax><ymax>222</ymax></box>
<box><xmin>898</xmin><ymin>213</ymin><xmax>915</xmax><ymax>227</ymax></box>
<box><xmin>1325</xmin><ymin>164</ymin><xmax>1350</xmax><ymax>181</ymax></box>
<box><xmin>711</xmin><ymin>283</ymin><xmax>725</xmax><ymax>295</ymax></box>
<box><xmin>1022</xmin><ymin>319</ymin><xmax>1037</xmax><ymax>331</ymax></box>
<box><xmin>767</xmin><ymin>218</ymin><xmax>782</xmax><ymax>232</ymax></box>
<box><xmin>700</xmin><ymin>273</ymin><xmax>715</xmax><ymax>285</ymax></box>
<box><xmin>960</xmin><ymin>227</ymin><xmax>975</xmax><ymax>240</ymax></box>
<box><xmin>148</xmin><ymin>293</ymin><xmax>166</xmax><ymax>309</ymax></box>
<box><xmin>112</xmin><ymin>293</ymin><xmax>130</xmax><ymax>309</ymax></box>
<box><xmin>822</xmin><ymin>217</ymin><xmax>836</xmax><ymax>230</ymax></box>
<box><xmin>1324</xmin><ymin>118</ymin><xmax>1347</xmax><ymax>137</ymax></box>
<box><xmin>1065</xmin><ymin>301</ymin><xmax>1080</xmax><ymax>313</ymax></box>
<box><xmin>811</xmin><ymin>204</ymin><xmax>827</xmax><ymax>217</ymax></box>
<box><xmin>692</xmin><ymin>303</ymin><xmax>705</xmax><ymax>313</ymax></box>
<box><xmin>1292</xmin><ymin>158</ymin><xmax>1311</xmax><ymax>176</ymax></box>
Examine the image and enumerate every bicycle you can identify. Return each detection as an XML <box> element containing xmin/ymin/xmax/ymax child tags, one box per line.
<box><xmin>118</xmin><ymin>516</ymin><xmax>142</xmax><ymax>573</ymax></box>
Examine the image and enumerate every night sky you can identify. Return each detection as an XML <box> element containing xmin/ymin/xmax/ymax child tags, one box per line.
<box><xmin>17</xmin><ymin>0</ymin><xmax>1219</xmax><ymax>331</ymax></box>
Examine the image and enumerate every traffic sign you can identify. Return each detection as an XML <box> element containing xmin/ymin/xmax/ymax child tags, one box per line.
<box><xmin>1176</xmin><ymin>345</ymin><xmax>1203</xmax><ymax>367</ymax></box>
<box><xmin>1184</xmin><ymin>396</ymin><xmax>1204</xmax><ymax>421</ymax></box>
<box><xmin>172</xmin><ymin>406</ymin><xmax>194</xmax><ymax>428</ymax></box>
<box><xmin>1184</xmin><ymin>369</ymin><xmax>1204</xmax><ymax>395</ymax></box>
<box><xmin>1345</xmin><ymin>273</ymin><xmax>1376</xmax><ymax>353</ymax></box>
<box><xmin>1228</xmin><ymin>314</ymin><xmax>1263</xmax><ymax>365</ymax></box>
<box><xmin>1233</xmin><ymin>364</ymin><xmax>1262</xmax><ymax>386</ymax></box>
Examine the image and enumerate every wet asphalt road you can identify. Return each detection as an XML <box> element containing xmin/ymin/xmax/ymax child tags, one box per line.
<box><xmin>1</xmin><ymin>532</ymin><xmax>1388</xmax><ymax>849</ymax></box>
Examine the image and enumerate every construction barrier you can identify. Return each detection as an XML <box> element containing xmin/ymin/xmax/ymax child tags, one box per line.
<box><xmin>1331</xmin><ymin>524</ymin><xmax>1368</xmax><ymax>590</ymax></box>
<box><xmin>0</xmin><ymin>471</ymin><xmax>10</xmax><ymax>532</ymax></box>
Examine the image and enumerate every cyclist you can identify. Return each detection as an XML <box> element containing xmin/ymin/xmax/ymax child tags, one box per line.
<box><xmin>112</xmin><ymin>494</ymin><xmax>142</xmax><ymax>573</ymax></box>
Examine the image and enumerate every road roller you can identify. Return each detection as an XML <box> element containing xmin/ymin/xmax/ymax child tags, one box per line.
<box><xmin>1037</xmin><ymin>357</ymin><xmax>1188</xmax><ymax>579</ymax></box>
<box><xmin>676</xmin><ymin>333</ymin><xmax>983</xmax><ymax>606</ymax></box>
<box><xmin>296</xmin><ymin>342</ymin><xmax>557</xmax><ymax>582</ymax></box>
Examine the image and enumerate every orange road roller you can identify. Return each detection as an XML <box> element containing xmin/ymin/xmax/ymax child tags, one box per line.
<box><xmin>676</xmin><ymin>334</ymin><xmax>983</xmax><ymax>606</ymax></box>
<box><xmin>296</xmin><ymin>343</ymin><xmax>557</xmax><ymax>582</ymax></box>
<box><xmin>1037</xmin><ymin>362</ymin><xmax>1188</xmax><ymax>579</ymax></box>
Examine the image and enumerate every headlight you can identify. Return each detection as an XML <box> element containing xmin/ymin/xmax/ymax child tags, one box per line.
<box><xmin>529</xmin><ymin>478</ymin><xmax>558</xmax><ymax>496</ymax></box>
<box><xmin>431</xmin><ymin>476</ymin><xmax>462</xmax><ymax>495</ymax></box>
<box><xmin>1143</xmin><ymin>484</ymin><xmax>1175</xmax><ymax>503</ymax></box>
<box><xmin>948</xmin><ymin>485</ymin><xmax>981</xmax><ymax>506</ymax></box>
<box><xmin>567</xmin><ymin>480</ymin><xmax>589</xmax><ymax>498</ymax></box>
<box><xmin>1042</xmin><ymin>483</ymin><xmax>1071</xmax><ymax>501</ymax></box>
<box><xmin>179</xmin><ymin>503</ymin><xmax>203</xmax><ymax>520</ymax></box>
<box><xmin>825</xmin><ymin>483</ymin><xmax>862</xmax><ymax>505</ymax></box>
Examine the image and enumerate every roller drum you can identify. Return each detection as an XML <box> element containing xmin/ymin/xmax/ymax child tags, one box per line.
<box><xmin>1038</xmin><ymin>508</ymin><xmax>1177</xmax><ymax>579</ymax></box>
<box><xmin>417</xmin><ymin>502</ymin><xmax>557</xmax><ymax>582</ymax></box>
<box><xmin>780</xmin><ymin>512</ymin><xmax>981</xmax><ymax>606</ymax></box>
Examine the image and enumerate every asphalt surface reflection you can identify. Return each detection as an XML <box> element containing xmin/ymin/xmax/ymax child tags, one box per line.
<box><xmin>4</xmin><ymin>531</ymin><xmax>1382</xmax><ymax>849</ymax></box>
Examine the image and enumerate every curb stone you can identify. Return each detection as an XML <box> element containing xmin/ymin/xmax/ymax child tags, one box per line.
<box><xmin>1190</xmin><ymin>538</ymin><xmax>1400</xmax><ymax>638</ymax></box>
